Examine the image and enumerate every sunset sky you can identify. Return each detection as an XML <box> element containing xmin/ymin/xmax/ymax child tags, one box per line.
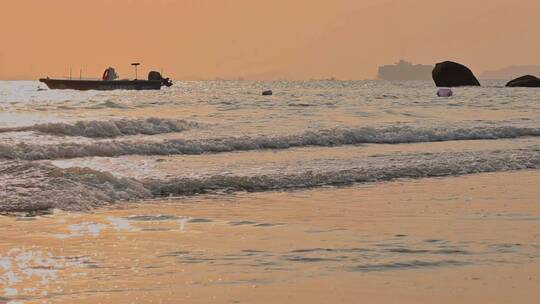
<box><xmin>0</xmin><ymin>0</ymin><xmax>539</xmax><ymax>80</ymax></box>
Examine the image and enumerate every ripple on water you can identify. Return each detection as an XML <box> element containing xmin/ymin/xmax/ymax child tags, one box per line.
<box><xmin>125</xmin><ymin>215</ymin><xmax>180</xmax><ymax>221</ymax></box>
<box><xmin>349</xmin><ymin>260</ymin><xmax>471</xmax><ymax>272</ymax></box>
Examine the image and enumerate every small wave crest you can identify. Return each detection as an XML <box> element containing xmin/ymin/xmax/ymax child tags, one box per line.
<box><xmin>0</xmin><ymin>118</ymin><xmax>201</xmax><ymax>138</ymax></box>
<box><xmin>146</xmin><ymin>149</ymin><xmax>539</xmax><ymax>196</ymax></box>
<box><xmin>1</xmin><ymin>148</ymin><xmax>538</xmax><ymax>212</ymax></box>
<box><xmin>0</xmin><ymin>161</ymin><xmax>151</xmax><ymax>212</ymax></box>
<box><xmin>0</xmin><ymin>124</ymin><xmax>538</xmax><ymax>160</ymax></box>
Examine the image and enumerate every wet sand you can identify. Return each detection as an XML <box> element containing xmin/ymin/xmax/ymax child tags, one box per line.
<box><xmin>1</xmin><ymin>171</ymin><xmax>539</xmax><ymax>303</ymax></box>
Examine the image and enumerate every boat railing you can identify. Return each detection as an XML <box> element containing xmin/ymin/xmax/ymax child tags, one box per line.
<box><xmin>56</xmin><ymin>76</ymin><xmax>142</xmax><ymax>81</ymax></box>
<box><xmin>56</xmin><ymin>76</ymin><xmax>101</xmax><ymax>81</ymax></box>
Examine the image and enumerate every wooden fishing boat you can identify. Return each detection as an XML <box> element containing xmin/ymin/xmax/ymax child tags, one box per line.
<box><xmin>39</xmin><ymin>78</ymin><xmax>171</xmax><ymax>91</ymax></box>
<box><xmin>39</xmin><ymin>64</ymin><xmax>173</xmax><ymax>91</ymax></box>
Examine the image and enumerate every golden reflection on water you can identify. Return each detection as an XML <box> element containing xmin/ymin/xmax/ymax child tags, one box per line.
<box><xmin>1</xmin><ymin>171</ymin><xmax>539</xmax><ymax>303</ymax></box>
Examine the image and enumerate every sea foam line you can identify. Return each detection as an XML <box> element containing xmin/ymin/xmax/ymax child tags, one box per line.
<box><xmin>1</xmin><ymin>148</ymin><xmax>538</xmax><ymax>212</ymax></box>
<box><xmin>145</xmin><ymin>148</ymin><xmax>539</xmax><ymax>196</ymax></box>
<box><xmin>0</xmin><ymin>118</ymin><xmax>201</xmax><ymax>138</ymax></box>
<box><xmin>0</xmin><ymin>124</ymin><xmax>538</xmax><ymax>160</ymax></box>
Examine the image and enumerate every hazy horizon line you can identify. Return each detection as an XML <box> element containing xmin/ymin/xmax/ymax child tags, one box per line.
<box><xmin>3</xmin><ymin>63</ymin><xmax>539</xmax><ymax>82</ymax></box>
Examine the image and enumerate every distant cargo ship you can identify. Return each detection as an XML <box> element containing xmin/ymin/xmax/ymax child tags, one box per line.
<box><xmin>378</xmin><ymin>60</ymin><xmax>433</xmax><ymax>81</ymax></box>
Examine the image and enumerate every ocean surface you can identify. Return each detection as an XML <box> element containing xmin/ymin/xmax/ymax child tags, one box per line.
<box><xmin>0</xmin><ymin>80</ymin><xmax>539</xmax><ymax>212</ymax></box>
<box><xmin>1</xmin><ymin>80</ymin><xmax>540</xmax><ymax>303</ymax></box>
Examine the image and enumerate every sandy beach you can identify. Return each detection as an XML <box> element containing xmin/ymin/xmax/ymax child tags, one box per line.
<box><xmin>1</xmin><ymin>170</ymin><xmax>538</xmax><ymax>303</ymax></box>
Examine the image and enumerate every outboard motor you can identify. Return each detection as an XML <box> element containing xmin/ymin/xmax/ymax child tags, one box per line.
<box><xmin>148</xmin><ymin>71</ymin><xmax>164</xmax><ymax>81</ymax></box>
<box><xmin>148</xmin><ymin>71</ymin><xmax>173</xmax><ymax>87</ymax></box>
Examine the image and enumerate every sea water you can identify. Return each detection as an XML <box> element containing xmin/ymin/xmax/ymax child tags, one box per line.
<box><xmin>0</xmin><ymin>80</ymin><xmax>539</xmax><ymax>303</ymax></box>
<box><xmin>0</xmin><ymin>80</ymin><xmax>538</xmax><ymax>211</ymax></box>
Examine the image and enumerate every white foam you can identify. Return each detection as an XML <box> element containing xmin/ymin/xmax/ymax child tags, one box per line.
<box><xmin>69</xmin><ymin>223</ymin><xmax>107</xmax><ymax>237</ymax></box>
<box><xmin>0</xmin><ymin>117</ymin><xmax>201</xmax><ymax>138</ymax></box>
<box><xmin>1</xmin><ymin>123</ymin><xmax>538</xmax><ymax>160</ymax></box>
<box><xmin>107</xmin><ymin>217</ymin><xmax>139</xmax><ymax>231</ymax></box>
<box><xmin>145</xmin><ymin>148</ymin><xmax>540</xmax><ymax>196</ymax></box>
<box><xmin>179</xmin><ymin>217</ymin><xmax>190</xmax><ymax>232</ymax></box>
<box><xmin>1</xmin><ymin>148</ymin><xmax>538</xmax><ymax>212</ymax></box>
<box><xmin>0</xmin><ymin>162</ymin><xmax>151</xmax><ymax>212</ymax></box>
<box><xmin>0</xmin><ymin>248</ymin><xmax>86</xmax><ymax>299</ymax></box>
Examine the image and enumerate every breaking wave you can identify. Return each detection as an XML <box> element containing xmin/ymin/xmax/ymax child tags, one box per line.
<box><xmin>1</xmin><ymin>148</ymin><xmax>538</xmax><ymax>212</ymax></box>
<box><xmin>0</xmin><ymin>124</ymin><xmax>538</xmax><ymax>160</ymax></box>
<box><xmin>145</xmin><ymin>148</ymin><xmax>540</xmax><ymax>196</ymax></box>
<box><xmin>0</xmin><ymin>161</ymin><xmax>150</xmax><ymax>212</ymax></box>
<box><xmin>0</xmin><ymin>118</ymin><xmax>201</xmax><ymax>138</ymax></box>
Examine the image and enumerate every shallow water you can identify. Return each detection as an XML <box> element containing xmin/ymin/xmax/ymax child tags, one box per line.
<box><xmin>0</xmin><ymin>172</ymin><xmax>539</xmax><ymax>303</ymax></box>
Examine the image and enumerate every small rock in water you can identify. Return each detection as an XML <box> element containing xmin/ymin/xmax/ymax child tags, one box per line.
<box><xmin>432</xmin><ymin>61</ymin><xmax>481</xmax><ymax>87</ymax></box>
<box><xmin>437</xmin><ymin>88</ymin><xmax>453</xmax><ymax>97</ymax></box>
<box><xmin>506</xmin><ymin>75</ymin><xmax>540</xmax><ymax>87</ymax></box>
<box><xmin>262</xmin><ymin>90</ymin><xmax>273</xmax><ymax>96</ymax></box>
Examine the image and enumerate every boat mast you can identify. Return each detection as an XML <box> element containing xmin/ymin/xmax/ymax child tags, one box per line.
<box><xmin>132</xmin><ymin>63</ymin><xmax>140</xmax><ymax>80</ymax></box>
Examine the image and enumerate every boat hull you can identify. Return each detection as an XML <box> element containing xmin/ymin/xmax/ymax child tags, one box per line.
<box><xmin>39</xmin><ymin>79</ymin><xmax>166</xmax><ymax>90</ymax></box>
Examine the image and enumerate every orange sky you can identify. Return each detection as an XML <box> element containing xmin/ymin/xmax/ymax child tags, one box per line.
<box><xmin>0</xmin><ymin>0</ymin><xmax>539</xmax><ymax>80</ymax></box>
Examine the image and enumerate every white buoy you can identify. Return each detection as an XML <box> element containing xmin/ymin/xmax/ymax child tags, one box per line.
<box><xmin>437</xmin><ymin>88</ymin><xmax>453</xmax><ymax>97</ymax></box>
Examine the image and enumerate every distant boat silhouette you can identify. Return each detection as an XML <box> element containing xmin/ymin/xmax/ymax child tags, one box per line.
<box><xmin>378</xmin><ymin>60</ymin><xmax>433</xmax><ymax>81</ymax></box>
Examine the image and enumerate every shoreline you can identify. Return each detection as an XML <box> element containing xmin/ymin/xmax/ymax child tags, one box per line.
<box><xmin>1</xmin><ymin>170</ymin><xmax>539</xmax><ymax>303</ymax></box>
